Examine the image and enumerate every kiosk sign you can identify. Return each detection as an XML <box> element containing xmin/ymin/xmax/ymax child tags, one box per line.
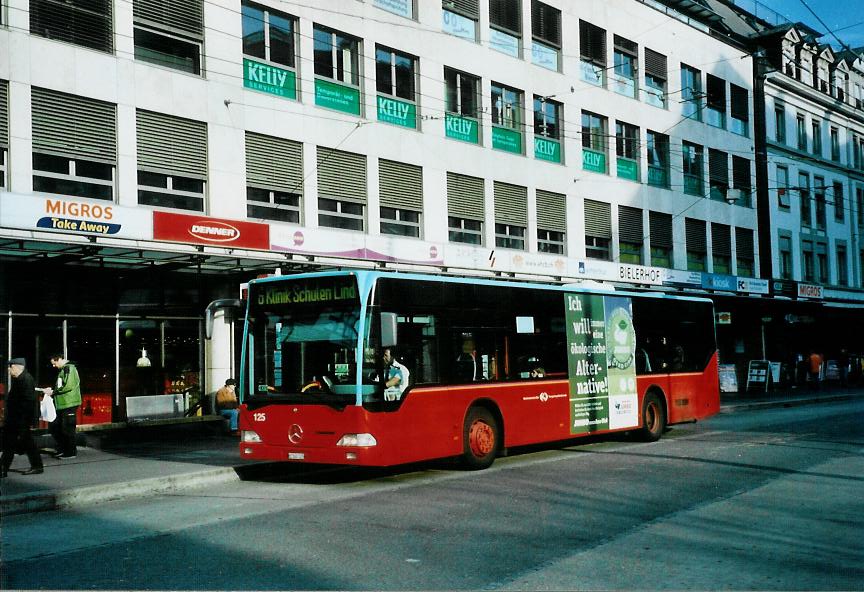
<box><xmin>564</xmin><ymin>294</ymin><xmax>638</xmax><ymax>434</ymax></box>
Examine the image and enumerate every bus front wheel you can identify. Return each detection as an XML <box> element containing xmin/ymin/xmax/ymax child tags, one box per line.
<box><xmin>462</xmin><ymin>407</ymin><xmax>499</xmax><ymax>470</ymax></box>
<box><xmin>639</xmin><ymin>392</ymin><xmax>666</xmax><ymax>442</ymax></box>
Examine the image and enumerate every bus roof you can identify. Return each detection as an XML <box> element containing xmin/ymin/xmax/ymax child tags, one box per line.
<box><xmin>248</xmin><ymin>270</ymin><xmax>715</xmax><ymax>305</ymax></box>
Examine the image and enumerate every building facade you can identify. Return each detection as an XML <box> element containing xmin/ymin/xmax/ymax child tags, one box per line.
<box><xmin>0</xmin><ymin>0</ymin><xmax>814</xmax><ymax>422</ymax></box>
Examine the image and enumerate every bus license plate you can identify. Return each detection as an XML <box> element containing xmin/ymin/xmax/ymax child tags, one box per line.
<box><xmin>288</xmin><ymin>452</ymin><xmax>305</xmax><ymax>460</ymax></box>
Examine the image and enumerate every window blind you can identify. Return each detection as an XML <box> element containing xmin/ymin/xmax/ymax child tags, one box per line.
<box><xmin>730</xmin><ymin>84</ymin><xmax>749</xmax><ymax>121</ymax></box>
<box><xmin>134</xmin><ymin>0</ymin><xmax>204</xmax><ymax>39</ymax></box>
<box><xmin>685</xmin><ymin>218</ymin><xmax>707</xmax><ymax>253</ymax></box>
<box><xmin>531</xmin><ymin>0</ymin><xmax>560</xmax><ymax>47</ymax></box>
<box><xmin>447</xmin><ymin>171</ymin><xmax>485</xmax><ymax>220</ymax></box>
<box><xmin>536</xmin><ymin>189</ymin><xmax>566</xmax><ymax>232</ymax></box>
<box><xmin>489</xmin><ymin>0</ymin><xmax>521</xmax><ymax>34</ymax></box>
<box><xmin>33</xmin><ymin>87</ymin><xmax>117</xmax><ymax>163</ymax></box>
<box><xmin>644</xmin><ymin>49</ymin><xmax>667</xmax><ymax>80</ymax></box>
<box><xmin>732</xmin><ymin>156</ymin><xmax>751</xmax><ymax>190</ymax></box>
<box><xmin>0</xmin><ymin>80</ymin><xmax>8</xmax><ymax>148</ymax></box>
<box><xmin>136</xmin><ymin>109</ymin><xmax>207</xmax><ymax>177</ymax></box>
<box><xmin>30</xmin><ymin>0</ymin><xmax>113</xmax><ymax>53</ymax></box>
<box><xmin>706</xmin><ymin>74</ymin><xmax>725</xmax><ymax>110</ymax></box>
<box><xmin>443</xmin><ymin>0</ymin><xmax>479</xmax><ymax>19</ymax></box>
<box><xmin>649</xmin><ymin>211</ymin><xmax>672</xmax><ymax>249</ymax></box>
<box><xmin>584</xmin><ymin>199</ymin><xmax>611</xmax><ymax>238</ymax></box>
<box><xmin>618</xmin><ymin>206</ymin><xmax>643</xmax><ymax>244</ymax></box>
<box><xmin>379</xmin><ymin>159</ymin><xmax>423</xmax><ymax>211</ymax></box>
<box><xmin>736</xmin><ymin>227</ymin><xmax>754</xmax><ymax>259</ymax></box>
<box><xmin>709</xmin><ymin>149</ymin><xmax>728</xmax><ymax>183</ymax></box>
<box><xmin>317</xmin><ymin>147</ymin><xmax>367</xmax><ymax>204</ymax></box>
<box><xmin>245</xmin><ymin>132</ymin><xmax>303</xmax><ymax>196</ymax></box>
<box><xmin>613</xmin><ymin>35</ymin><xmax>637</xmax><ymax>56</ymax></box>
<box><xmin>494</xmin><ymin>181</ymin><xmax>527</xmax><ymax>226</ymax></box>
<box><xmin>579</xmin><ymin>21</ymin><xmax>606</xmax><ymax>66</ymax></box>
<box><xmin>711</xmin><ymin>223</ymin><xmax>731</xmax><ymax>257</ymax></box>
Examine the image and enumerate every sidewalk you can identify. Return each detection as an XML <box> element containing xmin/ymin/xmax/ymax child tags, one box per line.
<box><xmin>1</xmin><ymin>387</ymin><xmax>862</xmax><ymax>516</ymax></box>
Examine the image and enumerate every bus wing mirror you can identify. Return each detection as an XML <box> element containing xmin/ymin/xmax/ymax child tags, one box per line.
<box><xmin>381</xmin><ymin>312</ymin><xmax>398</xmax><ymax>347</ymax></box>
<box><xmin>205</xmin><ymin>299</ymin><xmax>243</xmax><ymax>340</ymax></box>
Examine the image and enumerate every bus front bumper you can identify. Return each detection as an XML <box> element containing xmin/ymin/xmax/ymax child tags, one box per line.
<box><xmin>239</xmin><ymin>442</ymin><xmax>385</xmax><ymax>466</ymax></box>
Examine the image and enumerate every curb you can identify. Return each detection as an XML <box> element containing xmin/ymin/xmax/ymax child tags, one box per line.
<box><xmin>719</xmin><ymin>393</ymin><xmax>859</xmax><ymax>414</ymax></box>
<box><xmin>1</xmin><ymin>466</ymin><xmax>241</xmax><ymax>517</ymax></box>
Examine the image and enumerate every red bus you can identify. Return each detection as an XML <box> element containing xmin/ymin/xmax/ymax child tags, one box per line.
<box><xmin>238</xmin><ymin>270</ymin><xmax>719</xmax><ymax>469</ymax></box>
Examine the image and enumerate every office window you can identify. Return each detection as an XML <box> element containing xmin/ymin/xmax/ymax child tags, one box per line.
<box><xmin>579</xmin><ymin>20</ymin><xmax>606</xmax><ymax>87</ymax></box>
<box><xmin>489</xmin><ymin>0</ymin><xmax>522</xmax><ymax>57</ymax></box>
<box><xmin>735</xmin><ymin>227</ymin><xmax>754</xmax><ymax>277</ymax></box>
<box><xmin>494</xmin><ymin>181</ymin><xmax>527</xmax><ymax>250</ymax></box>
<box><xmin>681</xmin><ymin>64</ymin><xmax>702</xmax><ymax>121</ymax></box>
<box><xmin>314</xmin><ymin>25</ymin><xmax>360</xmax><ymax>85</ymax></box>
<box><xmin>531</xmin><ymin>0</ymin><xmax>561</xmax><ymax>71</ymax></box>
<box><xmin>647</xmin><ymin>130</ymin><xmax>669</xmax><ymax>188</ymax></box>
<box><xmin>536</xmin><ymin>189</ymin><xmax>566</xmax><ymax>254</ymax></box>
<box><xmin>732</xmin><ymin>156</ymin><xmax>752</xmax><ymax>207</ymax></box>
<box><xmin>834</xmin><ymin>181</ymin><xmax>845</xmax><ymax>223</ymax></box>
<box><xmin>376</xmin><ymin>45</ymin><xmax>416</xmax><ymax>102</ymax></box>
<box><xmin>812</xmin><ymin>120</ymin><xmax>822</xmax><ymax>157</ymax></box>
<box><xmin>649</xmin><ymin>211</ymin><xmax>673</xmax><ymax>267</ymax></box>
<box><xmin>830</xmin><ymin>127</ymin><xmax>840</xmax><ymax>161</ymax></box>
<box><xmin>685</xmin><ymin>218</ymin><xmax>707</xmax><ymax>271</ymax></box>
<box><xmin>618</xmin><ymin>206</ymin><xmax>643</xmax><ymax>264</ymax></box>
<box><xmin>30</xmin><ymin>0</ymin><xmax>112</xmax><ymax>52</ymax></box>
<box><xmin>643</xmin><ymin>49</ymin><xmax>667</xmax><ymax>108</ymax></box>
<box><xmin>708</xmin><ymin>149</ymin><xmax>729</xmax><ymax>202</ymax></box>
<box><xmin>705</xmin><ymin>74</ymin><xmax>726</xmax><ymax>128</ymax></box>
<box><xmin>242</xmin><ymin>2</ymin><xmax>296</xmax><ymax>68</ymax></box>
<box><xmin>814</xmin><ymin>176</ymin><xmax>826</xmax><ymax>231</ymax></box>
<box><xmin>730</xmin><ymin>84</ymin><xmax>748</xmax><ymax>136</ymax></box>
<box><xmin>136</xmin><ymin>109</ymin><xmax>207</xmax><ymax>211</ymax></box>
<box><xmin>857</xmin><ymin>187</ymin><xmax>864</xmax><ymax>229</ymax></box>
<box><xmin>837</xmin><ymin>244</ymin><xmax>848</xmax><ymax>286</ymax></box>
<box><xmin>445</xmin><ymin>67</ymin><xmax>480</xmax><ymax>118</ymax></box>
<box><xmin>491</xmin><ymin>82</ymin><xmax>522</xmax><ymax>130</ymax></box>
<box><xmin>380</xmin><ymin>159</ymin><xmax>422</xmax><ymax>237</ymax></box>
<box><xmin>582</xmin><ymin>111</ymin><xmax>607</xmax><ymax>174</ymax></box>
<box><xmin>779</xmin><ymin>234</ymin><xmax>793</xmax><ymax>280</ymax></box>
<box><xmin>615</xmin><ymin>121</ymin><xmax>639</xmax><ymax>181</ymax></box>
<box><xmin>711</xmin><ymin>222</ymin><xmax>731</xmax><ymax>274</ymax></box>
<box><xmin>442</xmin><ymin>0</ymin><xmax>479</xmax><ymax>42</ymax></box>
<box><xmin>134</xmin><ymin>0</ymin><xmax>203</xmax><ymax>75</ymax></box>
<box><xmin>317</xmin><ymin>147</ymin><xmax>366</xmax><ymax>231</ymax></box>
<box><xmin>447</xmin><ymin>172</ymin><xmax>484</xmax><ymax>245</ymax></box>
<box><xmin>245</xmin><ymin>132</ymin><xmax>302</xmax><ymax>223</ymax></box>
<box><xmin>816</xmin><ymin>242</ymin><xmax>828</xmax><ymax>284</ymax></box>
<box><xmin>774</xmin><ymin>105</ymin><xmax>786</xmax><ymax>143</ymax></box>
<box><xmin>584</xmin><ymin>199</ymin><xmax>611</xmax><ymax>260</ymax></box>
<box><xmin>612</xmin><ymin>35</ymin><xmax>637</xmax><ymax>98</ymax></box>
<box><xmin>797</xmin><ymin>114</ymin><xmax>807</xmax><ymax>151</ymax></box>
<box><xmin>777</xmin><ymin>165</ymin><xmax>790</xmax><ymax>209</ymax></box>
<box><xmin>682</xmin><ymin>141</ymin><xmax>704</xmax><ymax>196</ymax></box>
<box><xmin>799</xmin><ymin>172</ymin><xmax>811</xmax><ymax>227</ymax></box>
<box><xmin>534</xmin><ymin>96</ymin><xmax>560</xmax><ymax>140</ymax></box>
<box><xmin>32</xmin><ymin>88</ymin><xmax>117</xmax><ymax>201</ymax></box>
<box><xmin>0</xmin><ymin>80</ymin><xmax>8</xmax><ymax>189</ymax></box>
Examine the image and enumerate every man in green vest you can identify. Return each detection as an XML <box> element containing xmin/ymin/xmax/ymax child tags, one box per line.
<box><xmin>45</xmin><ymin>353</ymin><xmax>82</xmax><ymax>459</ymax></box>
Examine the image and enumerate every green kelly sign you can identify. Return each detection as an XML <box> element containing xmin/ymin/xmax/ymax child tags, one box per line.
<box><xmin>583</xmin><ymin>148</ymin><xmax>606</xmax><ymax>173</ymax></box>
<box><xmin>492</xmin><ymin>127</ymin><xmax>523</xmax><ymax>154</ymax></box>
<box><xmin>377</xmin><ymin>95</ymin><xmax>416</xmax><ymax>129</ymax></box>
<box><xmin>315</xmin><ymin>78</ymin><xmax>361</xmax><ymax>115</ymax></box>
<box><xmin>617</xmin><ymin>158</ymin><xmax>639</xmax><ymax>181</ymax></box>
<box><xmin>243</xmin><ymin>58</ymin><xmax>296</xmax><ymax>99</ymax></box>
<box><xmin>564</xmin><ymin>294</ymin><xmax>638</xmax><ymax>435</ymax></box>
<box><xmin>445</xmin><ymin>113</ymin><xmax>479</xmax><ymax>144</ymax></box>
<box><xmin>535</xmin><ymin>137</ymin><xmax>561</xmax><ymax>163</ymax></box>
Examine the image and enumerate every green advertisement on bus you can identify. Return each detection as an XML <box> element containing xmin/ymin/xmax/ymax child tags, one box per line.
<box><xmin>565</xmin><ymin>293</ymin><xmax>639</xmax><ymax>434</ymax></box>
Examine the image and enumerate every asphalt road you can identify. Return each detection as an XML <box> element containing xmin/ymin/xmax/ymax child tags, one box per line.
<box><xmin>2</xmin><ymin>399</ymin><xmax>863</xmax><ymax>590</ymax></box>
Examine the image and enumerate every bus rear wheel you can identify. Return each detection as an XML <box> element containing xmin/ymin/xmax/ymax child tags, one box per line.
<box><xmin>639</xmin><ymin>392</ymin><xmax>666</xmax><ymax>442</ymax></box>
<box><xmin>462</xmin><ymin>407</ymin><xmax>499</xmax><ymax>470</ymax></box>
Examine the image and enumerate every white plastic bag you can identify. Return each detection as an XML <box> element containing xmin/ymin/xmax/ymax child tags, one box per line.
<box><xmin>41</xmin><ymin>393</ymin><xmax>57</xmax><ymax>423</ymax></box>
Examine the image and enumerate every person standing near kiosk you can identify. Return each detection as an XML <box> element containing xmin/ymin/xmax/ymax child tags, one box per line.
<box><xmin>44</xmin><ymin>354</ymin><xmax>81</xmax><ymax>459</ymax></box>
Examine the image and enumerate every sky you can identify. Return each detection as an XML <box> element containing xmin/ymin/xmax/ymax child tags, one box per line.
<box><xmin>734</xmin><ymin>0</ymin><xmax>864</xmax><ymax>49</ymax></box>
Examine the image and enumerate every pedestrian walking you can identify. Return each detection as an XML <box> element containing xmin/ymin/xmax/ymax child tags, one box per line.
<box><xmin>215</xmin><ymin>378</ymin><xmax>239</xmax><ymax>434</ymax></box>
<box><xmin>1</xmin><ymin>358</ymin><xmax>44</xmax><ymax>477</ymax></box>
<box><xmin>44</xmin><ymin>353</ymin><xmax>81</xmax><ymax>459</ymax></box>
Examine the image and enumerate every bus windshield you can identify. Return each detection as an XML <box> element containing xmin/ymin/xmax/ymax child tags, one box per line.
<box><xmin>246</xmin><ymin>275</ymin><xmax>364</xmax><ymax>405</ymax></box>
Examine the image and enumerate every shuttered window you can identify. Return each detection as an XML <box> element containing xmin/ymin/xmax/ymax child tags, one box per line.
<box><xmin>732</xmin><ymin>156</ymin><xmax>751</xmax><ymax>202</ymax></box>
<box><xmin>618</xmin><ymin>205</ymin><xmax>643</xmax><ymax>264</ymax></box>
<box><xmin>736</xmin><ymin>227</ymin><xmax>755</xmax><ymax>277</ymax></box>
<box><xmin>531</xmin><ymin>1</ymin><xmax>560</xmax><ymax>48</ymax></box>
<box><xmin>494</xmin><ymin>182</ymin><xmax>527</xmax><ymax>249</ymax></box>
<box><xmin>134</xmin><ymin>0</ymin><xmax>203</xmax><ymax>38</ymax></box>
<box><xmin>644</xmin><ymin>49</ymin><xmax>666</xmax><ymax>81</ymax></box>
<box><xmin>579</xmin><ymin>21</ymin><xmax>606</xmax><ymax>67</ymax></box>
<box><xmin>32</xmin><ymin>87</ymin><xmax>116</xmax><ymax>163</ymax></box>
<box><xmin>536</xmin><ymin>190</ymin><xmax>566</xmax><ymax>232</ymax></box>
<box><xmin>706</xmin><ymin>74</ymin><xmax>726</xmax><ymax>127</ymax></box>
<box><xmin>443</xmin><ymin>0</ymin><xmax>479</xmax><ymax>20</ymax></box>
<box><xmin>708</xmin><ymin>149</ymin><xmax>728</xmax><ymax>201</ymax></box>
<box><xmin>30</xmin><ymin>0</ymin><xmax>113</xmax><ymax>53</ymax></box>
<box><xmin>133</xmin><ymin>0</ymin><xmax>203</xmax><ymax>75</ymax></box>
<box><xmin>245</xmin><ymin>132</ymin><xmax>303</xmax><ymax>224</ymax></box>
<box><xmin>448</xmin><ymin>172</ymin><xmax>484</xmax><ymax>245</ymax></box>
<box><xmin>317</xmin><ymin>147</ymin><xmax>366</xmax><ymax>231</ymax></box>
<box><xmin>686</xmin><ymin>218</ymin><xmax>707</xmax><ymax>271</ymax></box>
<box><xmin>649</xmin><ymin>211</ymin><xmax>673</xmax><ymax>267</ymax></box>
<box><xmin>711</xmin><ymin>222</ymin><xmax>732</xmax><ymax>274</ymax></box>
<box><xmin>730</xmin><ymin>84</ymin><xmax>748</xmax><ymax>122</ymax></box>
<box><xmin>644</xmin><ymin>48</ymin><xmax>667</xmax><ymax>107</ymax></box>
<box><xmin>137</xmin><ymin>110</ymin><xmax>206</xmax><ymax>177</ymax></box>
<box><xmin>490</xmin><ymin>0</ymin><xmax>521</xmax><ymax>35</ymax></box>
<box><xmin>584</xmin><ymin>199</ymin><xmax>611</xmax><ymax>238</ymax></box>
<box><xmin>0</xmin><ymin>80</ymin><xmax>9</xmax><ymax>149</ymax></box>
<box><xmin>380</xmin><ymin>159</ymin><xmax>422</xmax><ymax>238</ymax></box>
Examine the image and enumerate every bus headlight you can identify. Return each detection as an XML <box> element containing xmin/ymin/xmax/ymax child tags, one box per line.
<box><xmin>336</xmin><ymin>433</ymin><xmax>378</xmax><ymax>447</ymax></box>
<box><xmin>241</xmin><ymin>430</ymin><xmax>262</xmax><ymax>443</ymax></box>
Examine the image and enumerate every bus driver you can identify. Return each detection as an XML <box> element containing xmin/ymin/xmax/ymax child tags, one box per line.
<box><xmin>381</xmin><ymin>346</ymin><xmax>409</xmax><ymax>401</ymax></box>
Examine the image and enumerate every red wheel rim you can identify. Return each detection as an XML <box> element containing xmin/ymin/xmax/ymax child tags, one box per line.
<box><xmin>469</xmin><ymin>419</ymin><xmax>495</xmax><ymax>457</ymax></box>
<box><xmin>645</xmin><ymin>402</ymin><xmax>658</xmax><ymax>431</ymax></box>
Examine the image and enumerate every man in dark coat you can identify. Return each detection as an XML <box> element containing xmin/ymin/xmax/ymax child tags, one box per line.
<box><xmin>1</xmin><ymin>358</ymin><xmax>44</xmax><ymax>477</ymax></box>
